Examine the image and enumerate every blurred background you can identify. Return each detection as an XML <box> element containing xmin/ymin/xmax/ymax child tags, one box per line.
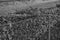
<box><xmin>0</xmin><ymin>0</ymin><xmax>59</xmax><ymax>16</ymax></box>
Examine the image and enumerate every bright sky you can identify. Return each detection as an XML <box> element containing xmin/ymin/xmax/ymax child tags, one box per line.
<box><xmin>26</xmin><ymin>0</ymin><xmax>58</xmax><ymax>6</ymax></box>
<box><xmin>34</xmin><ymin>0</ymin><xmax>58</xmax><ymax>3</ymax></box>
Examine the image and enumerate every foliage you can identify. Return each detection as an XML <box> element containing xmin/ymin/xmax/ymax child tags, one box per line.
<box><xmin>0</xmin><ymin>6</ymin><xmax>60</xmax><ymax>40</ymax></box>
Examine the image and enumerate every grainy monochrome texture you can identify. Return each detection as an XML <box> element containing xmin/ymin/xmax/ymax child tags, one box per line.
<box><xmin>0</xmin><ymin>0</ymin><xmax>60</xmax><ymax>40</ymax></box>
